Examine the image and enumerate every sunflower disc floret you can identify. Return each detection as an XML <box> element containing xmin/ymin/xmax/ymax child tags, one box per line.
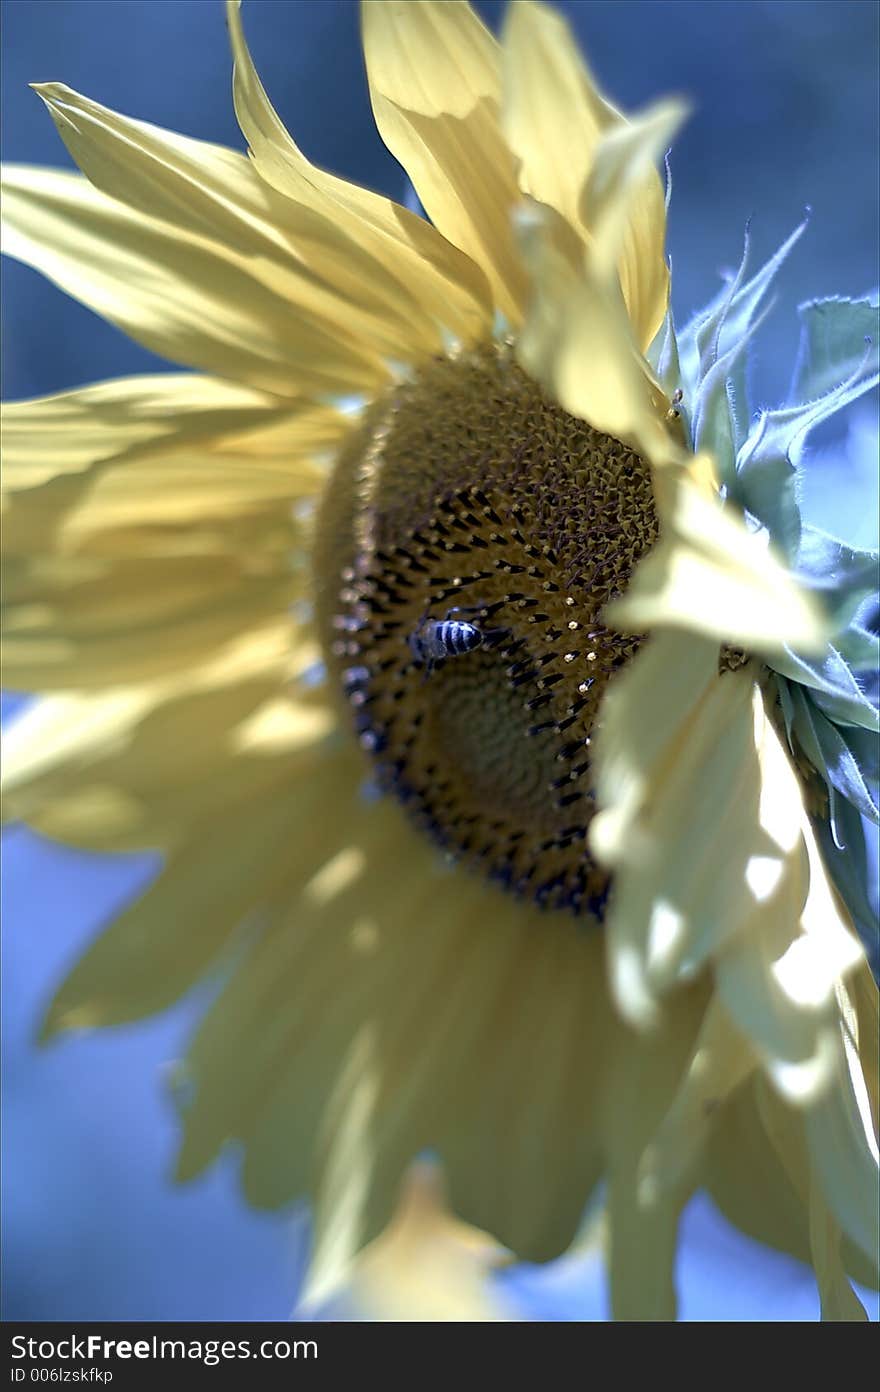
<box><xmin>316</xmin><ymin>342</ymin><xmax>659</xmax><ymax>916</ymax></box>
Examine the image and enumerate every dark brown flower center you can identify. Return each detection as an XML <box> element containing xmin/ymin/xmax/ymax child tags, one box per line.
<box><xmin>314</xmin><ymin>342</ymin><xmax>659</xmax><ymax>920</ymax></box>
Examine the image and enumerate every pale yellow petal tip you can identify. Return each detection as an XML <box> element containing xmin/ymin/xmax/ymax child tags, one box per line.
<box><xmin>29</xmin><ymin>82</ymin><xmax>76</xmax><ymax>125</ymax></box>
<box><xmin>226</xmin><ymin>0</ymin><xmax>246</xmax><ymax>49</ymax></box>
<box><xmin>503</xmin><ymin>0</ymin><xmax>600</xmax><ymax>96</ymax></box>
<box><xmin>582</xmin><ymin>94</ymin><xmax>690</xmax><ymax>276</ymax></box>
<box><xmin>810</xmin><ymin>1185</ymin><xmax>872</xmax><ymax>1321</ymax></box>
<box><xmin>304</xmin><ymin>1161</ymin><xmax>514</xmax><ymax>1322</ymax></box>
<box><xmin>39</xmin><ymin>1004</ymin><xmax>94</xmax><ymax>1042</ymax></box>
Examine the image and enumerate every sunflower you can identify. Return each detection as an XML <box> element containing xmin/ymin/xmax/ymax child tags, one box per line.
<box><xmin>2</xmin><ymin>0</ymin><xmax>878</xmax><ymax>1320</ymax></box>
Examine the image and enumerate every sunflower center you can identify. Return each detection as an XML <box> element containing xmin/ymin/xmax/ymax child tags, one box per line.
<box><xmin>314</xmin><ymin>342</ymin><xmax>659</xmax><ymax>920</ymax></box>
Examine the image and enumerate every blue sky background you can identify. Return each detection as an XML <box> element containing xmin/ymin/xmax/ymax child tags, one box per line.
<box><xmin>2</xmin><ymin>0</ymin><xmax>878</xmax><ymax>1321</ymax></box>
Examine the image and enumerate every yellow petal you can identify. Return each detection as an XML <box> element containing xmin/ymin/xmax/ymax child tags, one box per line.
<box><xmin>1</xmin><ymin>164</ymin><xmax>385</xmax><ymax>397</ymax></box>
<box><xmin>178</xmin><ymin>790</ymin><xmax>615</xmax><ymax>1265</ymax></box>
<box><xmin>803</xmin><ymin>974</ymin><xmax>880</xmax><ymax>1269</ymax></box>
<box><xmin>502</xmin><ymin>0</ymin><xmax>682</xmax><ymax>349</ymax></box>
<box><xmin>852</xmin><ymin>965</ymin><xmax>880</xmax><ymax>1136</ymax></box>
<box><xmin>2</xmin><ymin>555</ymin><xmax>297</xmax><ymax>690</ymax></box>
<box><xmin>602</xmin><ymin>979</ymin><xmax>710</xmax><ymax>1320</ymax></box>
<box><xmin>0</xmin><ymin>374</ymin><xmax>311</xmax><ymax>492</ymax></box>
<box><xmin>360</xmin><ymin>0</ymin><xmax>527</xmax><ymax>324</ymax></box>
<box><xmin>639</xmin><ymin>996</ymin><xmax>758</xmax><ymax>1200</ymax></box>
<box><xmin>592</xmin><ymin>624</ymin><xmax>877</xmax><ymax>1285</ymax></box>
<box><xmin>513</xmin><ymin>198</ymin><xmax>676</xmax><ymax>464</ymax></box>
<box><xmin>592</xmin><ymin>635</ymin><xmax>865</xmax><ymax>1099</ymax></box>
<box><xmin>809</xmin><ymin>1181</ymin><xmax>869</xmax><ymax>1321</ymax></box>
<box><xmin>226</xmin><ymin>0</ymin><xmax>493</xmax><ymax>345</ymax></box>
<box><xmin>31</xmin><ymin>80</ymin><xmax>308</xmax><ymax>255</ymax></box>
<box><xmin>0</xmin><ymin>375</ymin><xmax>340</xmax><ymax>690</ymax></box>
<box><xmin>684</xmin><ymin>1056</ymin><xmax>875</xmax><ymax>1297</ymax></box>
<box><xmin>606</xmin><ymin>468</ymin><xmax>829</xmax><ymax>654</ymax></box>
<box><xmin>1</xmin><ymin>620</ymin><xmax>320</xmax><ymax>849</ymax></box>
<box><xmin>41</xmin><ymin>723</ymin><xmax>335</xmax><ymax>1032</ymax></box>
<box><xmin>590</xmin><ymin>629</ymin><xmax>725</xmax><ymax>1021</ymax></box>
<box><xmin>706</xmin><ymin>1078</ymin><xmax>812</xmax><ymax>1266</ymax></box>
<box><xmin>33</xmin><ymin>81</ymin><xmax>453</xmax><ymax>365</ymax></box>
<box><xmin>752</xmin><ymin>1071</ymin><xmax>878</xmax><ymax>1290</ymax></box>
<box><xmin>1</xmin><ymin>381</ymin><xmax>344</xmax><ymax>626</ymax></box>
<box><xmin>4</xmin><ymin>449</ymin><xmax>318</xmax><ymax>554</ymax></box>
<box><xmin>716</xmin><ymin>801</ymin><xmax>864</xmax><ymax>1107</ymax></box>
<box><xmin>581</xmin><ymin>97</ymin><xmax>686</xmax><ymax>349</ymax></box>
<box><xmin>502</xmin><ymin>0</ymin><xmax>613</xmax><ymax>229</ymax></box>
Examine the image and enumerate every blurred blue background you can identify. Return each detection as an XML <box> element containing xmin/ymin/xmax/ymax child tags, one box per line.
<box><xmin>1</xmin><ymin>0</ymin><xmax>878</xmax><ymax>1321</ymax></box>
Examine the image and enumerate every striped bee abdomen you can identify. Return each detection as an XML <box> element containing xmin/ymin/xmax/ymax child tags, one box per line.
<box><xmin>408</xmin><ymin>613</ymin><xmax>484</xmax><ymax>673</ymax></box>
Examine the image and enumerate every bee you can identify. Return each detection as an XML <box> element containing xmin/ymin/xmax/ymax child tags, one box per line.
<box><xmin>408</xmin><ymin>607</ymin><xmax>485</xmax><ymax>676</ymax></box>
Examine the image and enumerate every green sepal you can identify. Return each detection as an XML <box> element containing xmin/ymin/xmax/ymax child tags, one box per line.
<box><xmin>787</xmin><ymin>683</ymin><xmax>879</xmax><ymax>830</ymax></box>
<box><xmin>792</xmin><ymin>295</ymin><xmax>880</xmax><ymax>402</ymax></box>
<box><xmin>679</xmin><ymin>220</ymin><xmax>807</xmax><ymax>470</ymax></box>
<box><xmin>771</xmin><ymin>642</ymin><xmax>879</xmax><ymax>732</ymax></box>
<box><xmin>646</xmin><ymin>305</ymin><xmax>692</xmax><ymax>445</ymax></box>
<box><xmin>794</xmin><ymin>524</ymin><xmax>879</xmax><ymax>634</ymax></box>
<box><xmin>734</xmin><ymin>296</ymin><xmax>880</xmax><ymax>560</ymax></box>
<box><xmin>691</xmin><ymin>306</ymin><xmax>772</xmax><ymax>487</ymax></box>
